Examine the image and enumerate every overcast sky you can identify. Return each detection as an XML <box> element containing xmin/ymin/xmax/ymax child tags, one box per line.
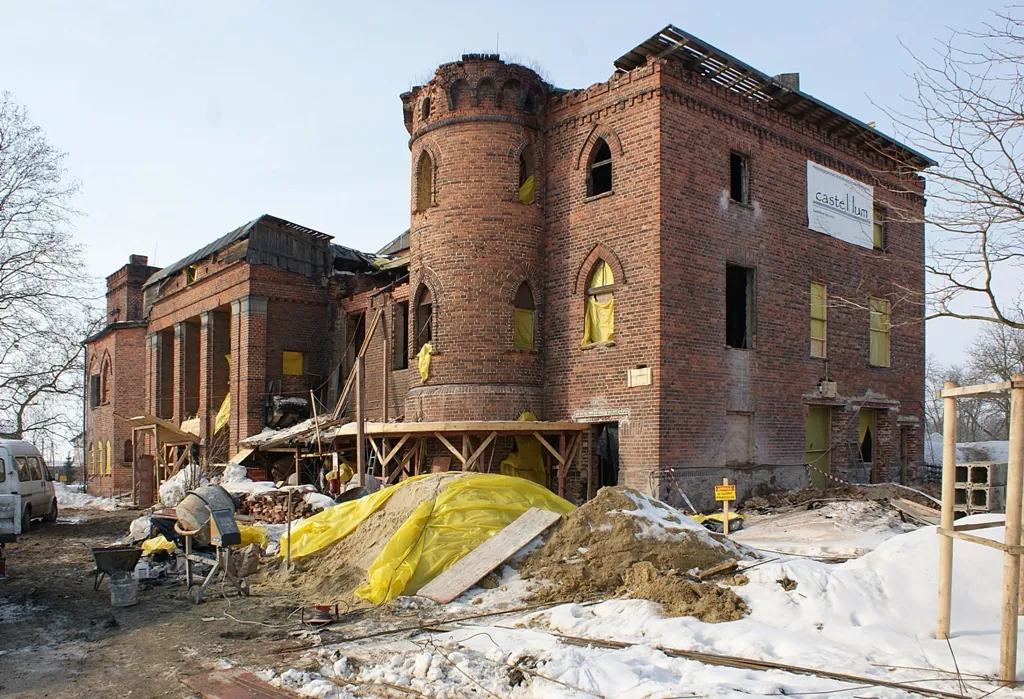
<box><xmin>3</xmin><ymin>0</ymin><xmax>1005</xmax><ymax>367</ymax></box>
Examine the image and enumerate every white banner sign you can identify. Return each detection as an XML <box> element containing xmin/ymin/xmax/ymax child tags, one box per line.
<box><xmin>806</xmin><ymin>161</ymin><xmax>873</xmax><ymax>249</ymax></box>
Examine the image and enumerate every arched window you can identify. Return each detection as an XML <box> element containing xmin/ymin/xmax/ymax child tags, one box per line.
<box><xmin>416</xmin><ymin>151</ymin><xmax>434</xmax><ymax>212</ymax></box>
<box><xmin>100</xmin><ymin>358</ymin><xmax>111</xmax><ymax>404</ymax></box>
<box><xmin>582</xmin><ymin>261</ymin><xmax>615</xmax><ymax>346</ymax></box>
<box><xmin>88</xmin><ymin>443</ymin><xmax>95</xmax><ymax>477</ymax></box>
<box><xmin>124</xmin><ymin>439</ymin><xmax>133</xmax><ymax>463</ymax></box>
<box><xmin>519</xmin><ymin>146</ymin><xmax>535</xmax><ymax>205</ymax></box>
<box><xmin>415</xmin><ymin>285</ymin><xmax>433</xmax><ymax>352</ymax></box>
<box><xmin>421</xmin><ymin>96</ymin><xmax>431</xmax><ymax>120</ymax></box>
<box><xmin>587</xmin><ymin>138</ymin><xmax>612</xmax><ymax>197</ymax></box>
<box><xmin>513</xmin><ymin>283</ymin><xmax>535</xmax><ymax>350</ymax></box>
<box><xmin>105</xmin><ymin>440</ymin><xmax>112</xmax><ymax>475</ymax></box>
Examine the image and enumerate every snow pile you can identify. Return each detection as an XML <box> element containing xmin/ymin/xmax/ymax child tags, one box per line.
<box><xmin>158</xmin><ymin>465</ymin><xmax>206</xmax><ymax>507</ymax></box>
<box><xmin>278</xmin><ymin>514</ymin><xmax>1013</xmax><ymax>698</ymax></box>
<box><xmin>129</xmin><ymin>514</ymin><xmax>152</xmax><ymax>542</ymax></box>
<box><xmin>924</xmin><ymin>432</ymin><xmax>1009</xmax><ymax>465</ymax></box>
<box><xmin>218</xmin><ymin>463</ymin><xmax>277</xmax><ymax>496</ymax></box>
<box><xmin>53</xmin><ymin>482</ymin><xmax>118</xmax><ymax>511</ymax></box>
<box><xmin>734</xmin><ymin>500</ymin><xmax>916</xmax><ymax>558</ymax></box>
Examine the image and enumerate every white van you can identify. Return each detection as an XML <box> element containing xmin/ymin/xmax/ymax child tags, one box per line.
<box><xmin>0</xmin><ymin>440</ymin><xmax>57</xmax><ymax>541</ymax></box>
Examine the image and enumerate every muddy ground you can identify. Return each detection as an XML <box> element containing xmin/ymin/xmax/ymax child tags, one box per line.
<box><xmin>0</xmin><ymin>509</ymin><xmax>316</xmax><ymax>698</ymax></box>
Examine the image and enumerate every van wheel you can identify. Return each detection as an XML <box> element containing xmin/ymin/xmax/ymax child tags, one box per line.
<box><xmin>21</xmin><ymin>506</ymin><xmax>31</xmax><ymax>532</ymax></box>
<box><xmin>44</xmin><ymin>500</ymin><xmax>58</xmax><ymax>523</ymax></box>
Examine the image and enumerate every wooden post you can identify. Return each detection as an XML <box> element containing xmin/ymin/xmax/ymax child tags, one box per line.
<box><xmin>294</xmin><ymin>447</ymin><xmax>300</xmax><ymax>484</ymax></box>
<box><xmin>383</xmin><ymin>314</ymin><xmax>390</xmax><ymax>423</ymax></box>
<box><xmin>310</xmin><ymin>389</ymin><xmax>323</xmax><ymax>456</ymax></box>
<box><xmin>1001</xmin><ymin>374</ymin><xmax>1024</xmax><ymax>684</ymax></box>
<box><xmin>356</xmin><ymin>355</ymin><xmax>366</xmax><ymax>487</ymax></box>
<box><xmin>722</xmin><ymin>478</ymin><xmax>731</xmax><ymax>536</ymax></box>
<box><xmin>937</xmin><ymin>380</ymin><xmax>958</xmax><ymax>640</ymax></box>
<box><xmin>285</xmin><ymin>488</ymin><xmax>293</xmax><ymax>572</ymax></box>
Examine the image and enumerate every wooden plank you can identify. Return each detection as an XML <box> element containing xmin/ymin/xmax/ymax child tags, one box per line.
<box><xmin>331</xmin><ymin>307</ymin><xmax>384</xmax><ymax>419</ymax></box>
<box><xmin>183</xmin><ymin>669</ymin><xmax>298</xmax><ymax>699</ymax></box>
<box><xmin>953</xmin><ymin>519</ymin><xmax>1005</xmax><ymax>532</ymax></box>
<box><xmin>534</xmin><ymin>432</ymin><xmax>565</xmax><ymax>464</ymax></box>
<box><xmin>891</xmin><ymin>497</ymin><xmax>940</xmax><ymax>526</ymax></box>
<box><xmin>937</xmin><ymin>528</ymin><xmax>1024</xmax><ymax>554</ymax></box>
<box><xmin>381</xmin><ymin>433</ymin><xmax>411</xmax><ymax>467</ymax></box>
<box><xmin>464</xmin><ymin>432</ymin><xmax>496</xmax><ymax>472</ymax></box>
<box><xmin>940</xmin><ymin>380</ymin><xmax>1012</xmax><ymax>398</ymax></box>
<box><xmin>430</xmin><ymin>456</ymin><xmax>452</xmax><ymax>473</ymax></box>
<box><xmin>417</xmin><ymin>507</ymin><xmax>562</xmax><ymax>604</ymax></box>
<box><xmin>435</xmin><ymin>432</ymin><xmax>467</xmax><ymax>464</ymax></box>
<box><xmin>367</xmin><ymin>436</ymin><xmax>384</xmax><ymax>466</ymax></box>
<box><xmin>327</xmin><ymin>420</ymin><xmax>590</xmax><ymax>437</ymax></box>
<box><xmin>697</xmin><ymin>560</ymin><xmax>738</xmax><ymax>580</ymax></box>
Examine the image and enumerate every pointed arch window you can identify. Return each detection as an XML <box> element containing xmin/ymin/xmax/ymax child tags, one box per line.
<box><xmin>416</xmin><ymin>152</ymin><xmax>434</xmax><ymax>212</ymax></box>
<box><xmin>100</xmin><ymin>357</ymin><xmax>112</xmax><ymax>404</ymax></box>
<box><xmin>587</xmin><ymin>138</ymin><xmax>612</xmax><ymax>197</ymax></box>
<box><xmin>582</xmin><ymin>261</ymin><xmax>615</xmax><ymax>345</ymax></box>
<box><xmin>513</xmin><ymin>283</ymin><xmax>535</xmax><ymax>350</ymax></box>
<box><xmin>519</xmin><ymin>146</ymin><xmax>535</xmax><ymax>205</ymax></box>
<box><xmin>415</xmin><ymin>285</ymin><xmax>433</xmax><ymax>352</ymax></box>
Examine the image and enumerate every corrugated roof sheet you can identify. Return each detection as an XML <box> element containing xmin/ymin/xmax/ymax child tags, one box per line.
<box><xmin>377</xmin><ymin>230</ymin><xmax>410</xmax><ymax>256</ymax></box>
<box><xmin>615</xmin><ymin>25</ymin><xmax>936</xmax><ymax>169</ymax></box>
<box><xmin>143</xmin><ymin>216</ymin><xmax>263</xmax><ymax>289</ymax></box>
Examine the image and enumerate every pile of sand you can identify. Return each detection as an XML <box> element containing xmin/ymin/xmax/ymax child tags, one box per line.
<box><xmin>519</xmin><ymin>487</ymin><xmax>748</xmax><ymax>622</ymax></box>
<box><xmin>259</xmin><ymin>473</ymin><xmax>465</xmax><ymax>603</ymax></box>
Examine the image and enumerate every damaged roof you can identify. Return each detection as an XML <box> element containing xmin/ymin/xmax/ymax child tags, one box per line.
<box><xmin>144</xmin><ymin>214</ymin><xmax>375</xmax><ymax>288</ymax></box>
<box><xmin>377</xmin><ymin>230</ymin><xmax>410</xmax><ymax>256</ymax></box>
<box><xmin>615</xmin><ymin>25</ymin><xmax>936</xmax><ymax>170</ymax></box>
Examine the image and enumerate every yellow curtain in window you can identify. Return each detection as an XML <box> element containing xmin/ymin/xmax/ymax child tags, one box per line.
<box><xmin>858</xmin><ymin>409</ymin><xmax>873</xmax><ymax>445</ymax></box>
<box><xmin>105</xmin><ymin>440</ymin><xmax>112</xmax><ymax>475</ymax></box>
<box><xmin>89</xmin><ymin>444</ymin><xmax>95</xmax><ymax>476</ymax></box>
<box><xmin>589</xmin><ymin>261</ymin><xmax>614</xmax><ymax>289</ymax></box>
<box><xmin>417</xmin><ymin>343</ymin><xmax>433</xmax><ymax>382</ymax></box>
<box><xmin>519</xmin><ymin>174</ymin><xmax>535</xmax><ymax>205</ymax></box>
<box><xmin>810</xmin><ymin>282</ymin><xmax>827</xmax><ymax>358</ymax></box>
<box><xmin>513</xmin><ymin>308</ymin><xmax>534</xmax><ymax>350</ymax></box>
<box><xmin>582</xmin><ymin>297</ymin><xmax>615</xmax><ymax>346</ymax></box>
<box><xmin>869</xmin><ymin>298</ymin><xmax>890</xmax><ymax>367</ymax></box>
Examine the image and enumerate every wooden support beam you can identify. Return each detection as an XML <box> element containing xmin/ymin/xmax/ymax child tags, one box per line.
<box><xmin>332</xmin><ymin>307</ymin><xmax>384</xmax><ymax>419</ymax></box>
<box><xmin>534</xmin><ymin>432</ymin><xmax>565</xmax><ymax>465</ymax></box>
<box><xmin>368</xmin><ymin>436</ymin><xmax>384</xmax><ymax>467</ymax></box>
<box><xmin>435</xmin><ymin>433</ymin><xmax>467</xmax><ymax>464</ymax></box>
<box><xmin>937</xmin><ymin>380</ymin><xmax>957</xmax><ymax>640</ymax></box>
<box><xmin>356</xmin><ymin>356</ymin><xmax>366</xmax><ymax>487</ymax></box>
<box><xmin>464</xmin><ymin>432</ymin><xmax>497</xmax><ymax>472</ymax></box>
<box><xmin>559</xmin><ymin>432</ymin><xmax>582</xmax><ymax>496</ymax></box>
<box><xmin>953</xmin><ymin>519</ymin><xmax>1005</xmax><ymax>533</ymax></box>
<box><xmin>937</xmin><ymin>528</ymin><xmax>1024</xmax><ymax>555</ymax></box>
<box><xmin>939</xmin><ymin>380</ymin><xmax>1014</xmax><ymax>398</ymax></box>
<box><xmin>382</xmin><ymin>433</ymin><xmax>411</xmax><ymax>467</ymax></box>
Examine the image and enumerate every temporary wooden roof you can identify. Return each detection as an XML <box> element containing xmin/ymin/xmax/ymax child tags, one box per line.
<box><xmin>328</xmin><ymin>420</ymin><xmax>589</xmax><ymax>437</ymax></box>
<box><xmin>126</xmin><ymin>414</ymin><xmax>197</xmax><ymax>445</ymax></box>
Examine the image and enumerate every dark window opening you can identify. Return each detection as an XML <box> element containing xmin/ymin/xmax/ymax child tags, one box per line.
<box><xmin>519</xmin><ymin>146</ymin><xmax>535</xmax><ymax>205</ymax></box>
<box><xmin>416</xmin><ymin>287</ymin><xmax>433</xmax><ymax>352</ymax></box>
<box><xmin>587</xmin><ymin>139</ymin><xmax>612</xmax><ymax>197</ymax></box>
<box><xmin>124</xmin><ymin>439</ymin><xmax>134</xmax><ymax>463</ymax></box>
<box><xmin>860</xmin><ymin>426</ymin><xmax>874</xmax><ymax>463</ymax></box>
<box><xmin>513</xmin><ymin>283</ymin><xmax>535</xmax><ymax>350</ymax></box>
<box><xmin>416</xmin><ymin>152</ymin><xmax>433</xmax><ymax>212</ymax></box>
<box><xmin>421</xmin><ymin>96</ymin><xmax>431</xmax><ymax>120</ymax></box>
<box><xmin>89</xmin><ymin>374</ymin><xmax>100</xmax><ymax>408</ymax></box>
<box><xmin>730</xmin><ymin>152</ymin><xmax>749</xmax><ymax>203</ymax></box>
<box><xmin>100</xmin><ymin>360</ymin><xmax>111</xmax><ymax>404</ymax></box>
<box><xmin>726</xmin><ymin>264</ymin><xmax>755</xmax><ymax>349</ymax></box>
<box><xmin>393</xmin><ymin>301</ymin><xmax>409</xmax><ymax>370</ymax></box>
<box><xmin>595</xmin><ymin>423</ymin><xmax>620</xmax><ymax>488</ymax></box>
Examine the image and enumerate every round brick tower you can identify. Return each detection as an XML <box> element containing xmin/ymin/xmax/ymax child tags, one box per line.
<box><xmin>401</xmin><ymin>55</ymin><xmax>548</xmax><ymax>422</ymax></box>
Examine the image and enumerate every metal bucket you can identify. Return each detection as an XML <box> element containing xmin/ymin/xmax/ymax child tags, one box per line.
<box><xmin>109</xmin><ymin>574</ymin><xmax>138</xmax><ymax>607</ymax></box>
<box><xmin>176</xmin><ymin>485</ymin><xmax>235</xmax><ymax>546</ymax></box>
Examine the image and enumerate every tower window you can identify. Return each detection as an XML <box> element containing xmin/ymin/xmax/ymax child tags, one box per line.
<box><xmin>415</xmin><ymin>286</ymin><xmax>433</xmax><ymax>352</ymax></box>
<box><xmin>726</xmin><ymin>264</ymin><xmax>755</xmax><ymax>349</ymax></box>
<box><xmin>421</xmin><ymin>96</ymin><xmax>431</xmax><ymax>120</ymax></box>
<box><xmin>416</xmin><ymin>151</ymin><xmax>434</xmax><ymax>212</ymax></box>
<box><xmin>582</xmin><ymin>261</ymin><xmax>614</xmax><ymax>345</ymax></box>
<box><xmin>89</xmin><ymin>374</ymin><xmax>100</xmax><ymax>408</ymax></box>
<box><xmin>587</xmin><ymin>139</ymin><xmax>612</xmax><ymax>197</ymax></box>
<box><xmin>393</xmin><ymin>301</ymin><xmax>409</xmax><ymax>370</ymax></box>
<box><xmin>513</xmin><ymin>283</ymin><xmax>535</xmax><ymax>350</ymax></box>
<box><xmin>519</xmin><ymin>147</ymin><xmax>535</xmax><ymax>205</ymax></box>
<box><xmin>730</xmin><ymin>152</ymin><xmax>749</xmax><ymax>203</ymax></box>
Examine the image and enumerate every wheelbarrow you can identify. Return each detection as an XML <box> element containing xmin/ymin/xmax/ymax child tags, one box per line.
<box><xmin>87</xmin><ymin>545</ymin><xmax>143</xmax><ymax>591</ymax></box>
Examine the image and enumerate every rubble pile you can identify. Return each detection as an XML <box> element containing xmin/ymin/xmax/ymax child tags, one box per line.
<box><xmin>519</xmin><ymin>487</ymin><xmax>750</xmax><ymax>621</ymax></box>
<box><xmin>236</xmin><ymin>490</ymin><xmax>325</xmax><ymax>523</ymax></box>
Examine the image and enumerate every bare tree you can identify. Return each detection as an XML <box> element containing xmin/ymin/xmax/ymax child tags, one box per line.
<box><xmin>885</xmin><ymin>8</ymin><xmax>1024</xmax><ymax>327</ymax></box>
<box><xmin>0</xmin><ymin>92</ymin><xmax>95</xmax><ymax>442</ymax></box>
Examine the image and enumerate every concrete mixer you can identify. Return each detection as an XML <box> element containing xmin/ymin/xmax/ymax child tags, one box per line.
<box><xmin>173</xmin><ymin>485</ymin><xmax>246</xmax><ymax>604</ymax></box>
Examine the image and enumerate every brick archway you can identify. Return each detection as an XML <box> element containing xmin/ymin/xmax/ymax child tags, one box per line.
<box><xmin>575</xmin><ymin>243</ymin><xmax>626</xmax><ymax>294</ymax></box>
<box><xmin>575</xmin><ymin>125</ymin><xmax>624</xmax><ymax>171</ymax></box>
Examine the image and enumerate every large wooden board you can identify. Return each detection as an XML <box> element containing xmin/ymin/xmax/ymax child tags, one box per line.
<box><xmin>417</xmin><ymin>507</ymin><xmax>562</xmax><ymax>604</ymax></box>
<box><xmin>183</xmin><ymin>669</ymin><xmax>297</xmax><ymax>698</ymax></box>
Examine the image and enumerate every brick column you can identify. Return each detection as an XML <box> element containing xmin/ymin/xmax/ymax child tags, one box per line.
<box><xmin>230</xmin><ymin>296</ymin><xmax>268</xmax><ymax>456</ymax></box>
<box><xmin>173</xmin><ymin>322</ymin><xmax>187</xmax><ymax>424</ymax></box>
<box><xmin>198</xmin><ymin>312</ymin><xmax>214</xmax><ymax>448</ymax></box>
<box><xmin>146</xmin><ymin>333</ymin><xmax>159</xmax><ymax>416</ymax></box>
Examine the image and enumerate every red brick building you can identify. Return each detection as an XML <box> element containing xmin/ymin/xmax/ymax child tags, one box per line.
<box><xmin>86</xmin><ymin>26</ymin><xmax>932</xmax><ymax>507</ymax></box>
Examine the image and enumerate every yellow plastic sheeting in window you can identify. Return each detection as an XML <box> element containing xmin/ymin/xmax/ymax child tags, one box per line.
<box><xmin>283</xmin><ymin>351</ymin><xmax>304</xmax><ymax>376</ymax></box>
<box><xmin>519</xmin><ymin>174</ymin><xmax>535</xmax><ymax>205</ymax></box>
<box><xmin>869</xmin><ymin>298</ymin><xmax>890</xmax><ymax>367</ymax></box>
<box><xmin>417</xmin><ymin>342</ymin><xmax>433</xmax><ymax>382</ymax></box>
<box><xmin>355</xmin><ymin>473</ymin><xmax>573</xmax><ymax>604</ymax></box>
<box><xmin>588</xmin><ymin>261</ymin><xmax>614</xmax><ymax>289</ymax></box>
<box><xmin>278</xmin><ymin>477</ymin><xmax>412</xmax><ymax>560</ymax></box>
<box><xmin>858</xmin><ymin>409</ymin><xmax>874</xmax><ymax>446</ymax></box>
<box><xmin>214</xmin><ymin>394</ymin><xmax>231</xmax><ymax>434</ymax></box>
<box><xmin>500</xmin><ymin>411</ymin><xmax>546</xmax><ymax>485</ymax></box>
<box><xmin>105</xmin><ymin>440</ymin><xmax>112</xmax><ymax>475</ymax></box>
<box><xmin>810</xmin><ymin>282</ymin><xmax>827</xmax><ymax>359</ymax></box>
<box><xmin>582</xmin><ymin>297</ymin><xmax>614</xmax><ymax>346</ymax></box>
<box><xmin>514</xmin><ymin>308</ymin><xmax>534</xmax><ymax>350</ymax></box>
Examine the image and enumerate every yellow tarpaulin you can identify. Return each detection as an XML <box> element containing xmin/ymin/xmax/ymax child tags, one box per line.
<box><xmin>513</xmin><ymin>308</ymin><xmax>534</xmax><ymax>350</ymax></box>
<box><xmin>417</xmin><ymin>343</ymin><xmax>433</xmax><ymax>382</ymax></box>
<box><xmin>141</xmin><ymin>535</ymin><xmax>177</xmax><ymax>556</ymax></box>
<box><xmin>282</xmin><ymin>350</ymin><xmax>304</xmax><ymax>376</ymax></box>
<box><xmin>500</xmin><ymin>412</ymin><xmax>546</xmax><ymax>485</ymax></box>
<box><xmin>214</xmin><ymin>394</ymin><xmax>230</xmax><ymax>434</ymax></box>
<box><xmin>582</xmin><ymin>297</ymin><xmax>614</xmax><ymax>345</ymax></box>
<box><xmin>237</xmin><ymin>523</ymin><xmax>268</xmax><ymax>549</ymax></box>
<box><xmin>519</xmin><ymin>174</ymin><xmax>535</xmax><ymax>205</ymax></box>
<box><xmin>355</xmin><ymin>473</ymin><xmax>573</xmax><ymax>603</ymax></box>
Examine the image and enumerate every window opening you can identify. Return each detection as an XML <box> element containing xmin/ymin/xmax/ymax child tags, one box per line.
<box><xmin>124</xmin><ymin>440</ymin><xmax>133</xmax><ymax>463</ymax></box>
<box><xmin>810</xmin><ymin>281</ymin><xmax>827</xmax><ymax>358</ymax></box>
<box><xmin>513</xmin><ymin>283</ymin><xmax>535</xmax><ymax>350</ymax></box>
<box><xmin>726</xmin><ymin>264</ymin><xmax>755</xmax><ymax>349</ymax></box>
<box><xmin>873</xmin><ymin>207</ymin><xmax>887</xmax><ymax>250</ymax></box>
<box><xmin>859</xmin><ymin>409</ymin><xmax>876</xmax><ymax>464</ymax></box>
<box><xmin>89</xmin><ymin>374</ymin><xmax>100</xmax><ymax>408</ymax></box>
<box><xmin>582</xmin><ymin>261</ymin><xmax>614</xmax><ymax>345</ymax></box>
<box><xmin>346</xmin><ymin>312</ymin><xmax>366</xmax><ymax>375</ymax></box>
<box><xmin>416</xmin><ymin>151</ymin><xmax>434</xmax><ymax>211</ymax></box>
<box><xmin>869</xmin><ymin>297</ymin><xmax>891</xmax><ymax>367</ymax></box>
<box><xmin>421</xmin><ymin>96</ymin><xmax>431</xmax><ymax>120</ymax></box>
<box><xmin>587</xmin><ymin>139</ymin><xmax>612</xmax><ymax>197</ymax></box>
<box><xmin>730</xmin><ymin>152</ymin><xmax>749</xmax><ymax>203</ymax></box>
<box><xmin>101</xmin><ymin>359</ymin><xmax>111</xmax><ymax>404</ymax></box>
<box><xmin>519</xmin><ymin>147</ymin><xmax>535</xmax><ymax>205</ymax></box>
<box><xmin>393</xmin><ymin>301</ymin><xmax>410</xmax><ymax>370</ymax></box>
<box><xmin>185</xmin><ymin>264</ymin><xmax>198</xmax><ymax>284</ymax></box>
<box><xmin>416</xmin><ymin>287</ymin><xmax>433</xmax><ymax>352</ymax></box>
<box><xmin>595</xmin><ymin>423</ymin><xmax>619</xmax><ymax>488</ymax></box>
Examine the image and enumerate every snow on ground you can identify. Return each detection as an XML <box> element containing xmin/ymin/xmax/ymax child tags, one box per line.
<box><xmin>53</xmin><ymin>482</ymin><xmax>118</xmax><ymax>511</ymax></box>
<box><xmin>733</xmin><ymin>500</ymin><xmax>916</xmax><ymax>558</ymax></box>
<box><xmin>925</xmin><ymin>432</ymin><xmax>1010</xmax><ymax>465</ymax></box>
<box><xmin>276</xmin><ymin>515</ymin><xmax>1021</xmax><ymax>698</ymax></box>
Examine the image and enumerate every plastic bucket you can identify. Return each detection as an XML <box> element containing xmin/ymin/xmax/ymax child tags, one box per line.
<box><xmin>109</xmin><ymin>575</ymin><xmax>138</xmax><ymax>607</ymax></box>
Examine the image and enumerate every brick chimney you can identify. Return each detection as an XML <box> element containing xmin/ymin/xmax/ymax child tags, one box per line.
<box><xmin>106</xmin><ymin>255</ymin><xmax>159</xmax><ymax>324</ymax></box>
<box><xmin>773</xmin><ymin>73</ymin><xmax>800</xmax><ymax>91</ymax></box>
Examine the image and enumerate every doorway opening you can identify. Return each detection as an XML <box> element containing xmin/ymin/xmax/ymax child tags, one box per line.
<box><xmin>593</xmin><ymin>423</ymin><xmax>619</xmax><ymax>488</ymax></box>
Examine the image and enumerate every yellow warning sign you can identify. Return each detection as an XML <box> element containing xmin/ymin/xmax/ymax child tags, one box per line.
<box><xmin>714</xmin><ymin>484</ymin><xmax>736</xmax><ymax>502</ymax></box>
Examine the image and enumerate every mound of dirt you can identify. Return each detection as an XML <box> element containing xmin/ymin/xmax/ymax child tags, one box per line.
<box><xmin>258</xmin><ymin>473</ymin><xmax>465</xmax><ymax>602</ymax></box>
<box><xmin>743</xmin><ymin>483</ymin><xmax>941</xmax><ymax>511</ymax></box>
<box><xmin>519</xmin><ymin>487</ymin><xmax>748</xmax><ymax>622</ymax></box>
